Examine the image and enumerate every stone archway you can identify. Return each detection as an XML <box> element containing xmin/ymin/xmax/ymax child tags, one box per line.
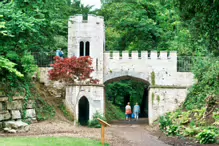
<box><xmin>78</xmin><ymin>96</ymin><xmax>89</xmax><ymax>125</ymax></box>
<box><xmin>104</xmin><ymin>75</ymin><xmax>150</xmax><ymax>120</ymax></box>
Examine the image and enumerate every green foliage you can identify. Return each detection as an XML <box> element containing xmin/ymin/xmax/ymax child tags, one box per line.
<box><xmin>22</xmin><ymin>83</ymin><xmax>32</xmax><ymax>119</ymax></box>
<box><xmin>35</xmin><ymin>97</ymin><xmax>55</xmax><ymax>121</ymax></box>
<box><xmin>0</xmin><ymin>137</ymin><xmax>107</xmax><ymax>146</ymax></box>
<box><xmin>152</xmin><ymin>93</ymin><xmax>155</xmax><ymax>105</ymax></box>
<box><xmin>106</xmin><ymin>80</ymin><xmax>147</xmax><ymax>106</ymax></box>
<box><xmin>0</xmin><ymin>56</ymin><xmax>23</xmax><ymax>78</ymax></box>
<box><xmin>166</xmin><ymin>124</ymin><xmax>180</xmax><ymax>136</ymax></box>
<box><xmin>21</xmin><ymin>52</ymin><xmax>38</xmax><ymax>78</ymax></box>
<box><xmin>159</xmin><ymin>115</ymin><xmax>172</xmax><ymax>131</ymax></box>
<box><xmin>159</xmin><ymin>107</ymin><xmax>219</xmax><ymax>144</ymax></box>
<box><xmin>0</xmin><ymin>0</ymin><xmax>90</xmax><ymax>97</ymax></box>
<box><xmin>196</xmin><ymin>130</ymin><xmax>217</xmax><ymax>144</ymax></box>
<box><xmin>213</xmin><ymin>111</ymin><xmax>219</xmax><ymax>122</ymax></box>
<box><xmin>183</xmin><ymin>126</ymin><xmax>200</xmax><ymax>137</ymax></box>
<box><xmin>184</xmin><ymin>57</ymin><xmax>219</xmax><ymax>110</ymax></box>
<box><xmin>176</xmin><ymin>0</ymin><xmax>219</xmax><ymax>55</ymax></box>
<box><xmin>59</xmin><ymin>103</ymin><xmax>74</xmax><ymax>121</ymax></box>
<box><xmin>157</xmin><ymin>95</ymin><xmax>160</xmax><ymax>103</ymax></box>
<box><xmin>105</xmin><ymin>100</ymin><xmax>124</xmax><ymax>122</ymax></box>
<box><xmin>88</xmin><ymin>111</ymin><xmax>106</xmax><ymax>128</ymax></box>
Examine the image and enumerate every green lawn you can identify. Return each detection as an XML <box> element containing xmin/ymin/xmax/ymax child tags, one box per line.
<box><xmin>0</xmin><ymin>137</ymin><xmax>109</xmax><ymax>146</ymax></box>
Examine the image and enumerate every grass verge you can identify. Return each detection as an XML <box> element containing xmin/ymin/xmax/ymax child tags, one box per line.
<box><xmin>0</xmin><ymin>137</ymin><xmax>109</xmax><ymax>146</ymax></box>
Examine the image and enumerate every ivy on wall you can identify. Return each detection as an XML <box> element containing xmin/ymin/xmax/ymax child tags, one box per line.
<box><xmin>157</xmin><ymin>95</ymin><xmax>160</xmax><ymax>103</ymax></box>
<box><xmin>152</xmin><ymin>92</ymin><xmax>155</xmax><ymax>105</ymax></box>
<box><xmin>151</xmin><ymin>71</ymin><xmax>155</xmax><ymax>86</ymax></box>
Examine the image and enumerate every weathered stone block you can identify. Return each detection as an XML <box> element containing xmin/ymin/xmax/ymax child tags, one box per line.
<box><xmin>13</xmin><ymin>96</ymin><xmax>24</xmax><ymax>100</ymax></box>
<box><xmin>11</xmin><ymin>110</ymin><xmax>21</xmax><ymax>119</ymax></box>
<box><xmin>25</xmin><ymin>109</ymin><xmax>36</xmax><ymax>119</ymax></box>
<box><xmin>7</xmin><ymin>100</ymin><xmax>23</xmax><ymax>110</ymax></box>
<box><xmin>26</xmin><ymin>100</ymin><xmax>35</xmax><ymax>109</ymax></box>
<box><xmin>4</xmin><ymin>120</ymin><xmax>28</xmax><ymax>129</ymax></box>
<box><xmin>0</xmin><ymin>97</ymin><xmax>8</xmax><ymax>102</ymax></box>
<box><xmin>0</xmin><ymin>111</ymin><xmax>11</xmax><ymax>121</ymax></box>
<box><xmin>4</xmin><ymin>128</ymin><xmax>16</xmax><ymax>133</ymax></box>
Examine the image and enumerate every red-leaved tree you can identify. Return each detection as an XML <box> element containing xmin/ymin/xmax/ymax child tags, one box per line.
<box><xmin>49</xmin><ymin>56</ymin><xmax>98</xmax><ymax>84</ymax></box>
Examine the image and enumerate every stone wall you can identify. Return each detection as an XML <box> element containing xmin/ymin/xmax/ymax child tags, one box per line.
<box><xmin>148</xmin><ymin>87</ymin><xmax>188</xmax><ymax>124</ymax></box>
<box><xmin>103</xmin><ymin>51</ymin><xmax>194</xmax><ymax>86</ymax></box>
<box><xmin>0</xmin><ymin>96</ymin><xmax>36</xmax><ymax>130</ymax></box>
<box><xmin>65</xmin><ymin>85</ymin><xmax>104</xmax><ymax>122</ymax></box>
<box><xmin>39</xmin><ymin>67</ymin><xmax>51</xmax><ymax>86</ymax></box>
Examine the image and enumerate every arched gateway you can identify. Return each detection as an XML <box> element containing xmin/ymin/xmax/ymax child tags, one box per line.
<box><xmin>65</xmin><ymin>14</ymin><xmax>194</xmax><ymax>125</ymax></box>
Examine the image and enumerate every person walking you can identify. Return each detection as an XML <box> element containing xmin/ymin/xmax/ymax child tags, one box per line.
<box><xmin>125</xmin><ymin>102</ymin><xmax>132</xmax><ymax>121</ymax></box>
<box><xmin>133</xmin><ymin>102</ymin><xmax>140</xmax><ymax>120</ymax></box>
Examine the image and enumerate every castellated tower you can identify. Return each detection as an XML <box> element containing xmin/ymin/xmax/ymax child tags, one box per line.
<box><xmin>66</xmin><ymin>14</ymin><xmax>105</xmax><ymax>123</ymax></box>
<box><xmin>68</xmin><ymin>14</ymin><xmax>105</xmax><ymax>83</ymax></box>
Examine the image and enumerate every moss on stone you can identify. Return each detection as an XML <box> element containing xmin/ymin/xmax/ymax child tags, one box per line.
<box><xmin>151</xmin><ymin>71</ymin><xmax>155</xmax><ymax>86</ymax></box>
<box><xmin>152</xmin><ymin>92</ymin><xmax>155</xmax><ymax>105</ymax></box>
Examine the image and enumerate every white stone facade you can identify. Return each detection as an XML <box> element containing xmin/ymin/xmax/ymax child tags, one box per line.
<box><xmin>65</xmin><ymin>85</ymin><xmax>104</xmax><ymax>121</ymax></box>
<box><xmin>37</xmin><ymin>14</ymin><xmax>195</xmax><ymax>124</ymax></box>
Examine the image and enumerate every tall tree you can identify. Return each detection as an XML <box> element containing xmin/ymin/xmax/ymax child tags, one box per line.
<box><xmin>176</xmin><ymin>0</ymin><xmax>219</xmax><ymax>56</ymax></box>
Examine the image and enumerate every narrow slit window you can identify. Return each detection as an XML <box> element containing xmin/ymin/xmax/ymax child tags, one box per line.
<box><xmin>85</xmin><ymin>41</ymin><xmax>90</xmax><ymax>56</ymax></box>
<box><xmin>80</xmin><ymin>41</ymin><xmax>84</xmax><ymax>56</ymax></box>
<box><xmin>96</xmin><ymin>58</ymin><xmax>98</xmax><ymax>71</ymax></box>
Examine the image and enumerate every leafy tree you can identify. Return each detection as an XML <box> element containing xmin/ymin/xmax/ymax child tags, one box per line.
<box><xmin>98</xmin><ymin>0</ymin><xmax>185</xmax><ymax>52</ymax></box>
<box><xmin>176</xmin><ymin>0</ymin><xmax>219</xmax><ymax>56</ymax></box>
<box><xmin>184</xmin><ymin>56</ymin><xmax>219</xmax><ymax>110</ymax></box>
<box><xmin>49</xmin><ymin>56</ymin><xmax>98</xmax><ymax>84</ymax></box>
<box><xmin>106</xmin><ymin>80</ymin><xmax>147</xmax><ymax>107</ymax></box>
<box><xmin>0</xmin><ymin>56</ymin><xmax>23</xmax><ymax>78</ymax></box>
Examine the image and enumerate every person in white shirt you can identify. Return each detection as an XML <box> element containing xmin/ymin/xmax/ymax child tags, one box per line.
<box><xmin>125</xmin><ymin>102</ymin><xmax>132</xmax><ymax>121</ymax></box>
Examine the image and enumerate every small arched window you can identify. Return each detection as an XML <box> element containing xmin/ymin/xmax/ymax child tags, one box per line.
<box><xmin>80</xmin><ymin>41</ymin><xmax>84</xmax><ymax>56</ymax></box>
<box><xmin>85</xmin><ymin>41</ymin><xmax>90</xmax><ymax>56</ymax></box>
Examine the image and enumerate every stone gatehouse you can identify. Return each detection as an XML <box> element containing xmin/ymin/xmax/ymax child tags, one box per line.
<box><xmin>64</xmin><ymin>14</ymin><xmax>194</xmax><ymax>125</ymax></box>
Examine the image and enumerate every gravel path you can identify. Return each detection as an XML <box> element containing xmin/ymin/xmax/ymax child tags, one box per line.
<box><xmin>0</xmin><ymin>119</ymin><xmax>169</xmax><ymax>146</ymax></box>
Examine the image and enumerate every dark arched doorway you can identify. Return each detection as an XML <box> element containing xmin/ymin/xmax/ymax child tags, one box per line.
<box><xmin>78</xmin><ymin>96</ymin><xmax>89</xmax><ymax>125</ymax></box>
<box><xmin>104</xmin><ymin>76</ymin><xmax>150</xmax><ymax>123</ymax></box>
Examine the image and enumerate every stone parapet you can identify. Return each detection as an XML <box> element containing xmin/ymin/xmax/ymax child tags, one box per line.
<box><xmin>104</xmin><ymin>51</ymin><xmax>177</xmax><ymax>60</ymax></box>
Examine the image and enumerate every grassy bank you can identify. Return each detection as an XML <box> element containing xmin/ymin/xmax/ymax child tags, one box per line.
<box><xmin>0</xmin><ymin>137</ymin><xmax>108</xmax><ymax>146</ymax></box>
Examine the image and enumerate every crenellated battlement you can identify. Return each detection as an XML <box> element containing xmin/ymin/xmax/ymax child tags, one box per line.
<box><xmin>104</xmin><ymin>51</ymin><xmax>177</xmax><ymax>60</ymax></box>
<box><xmin>69</xmin><ymin>14</ymin><xmax>104</xmax><ymax>24</ymax></box>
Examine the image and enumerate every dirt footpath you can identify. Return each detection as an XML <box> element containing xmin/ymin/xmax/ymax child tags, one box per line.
<box><xmin>1</xmin><ymin>119</ymin><xmax>217</xmax><ymax>146</ymax></box>
<box><xmin>109</xmin><ymin>124</ymin><xmax>170</xmax><ymax>146</ymax></box>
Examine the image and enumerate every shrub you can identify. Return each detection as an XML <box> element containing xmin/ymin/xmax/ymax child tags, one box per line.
<box><xmin>159</xmin><ymin>114</ymin><xmax>172</xmax><ymax>131</ymax></box>
<box><xmin>59</xmin><ymin>103</ymin><xmax>74</xmax><ymax>121</ymax></box>
<box><xmin>88</xmin><ymin>111</ymin><xmax>106</xmax><ymax>128</ymax></box>
<box><xmin>183</xmin><ymin>126</ymin><xmax>200</xmax><ymax>137</ymax></box>
<box><xmin>35</xmin><ymin>97</ymin><xmax>56</xmax><ymax>121</ymax></box>
<box><xmin>105</xmin><ymin>101</ymin><xmax>124</xmax><ymax>122</ymax></box>
<box><xmin>166</xmin><ymin>125</ymin><xmax>181</xmax><ymax>136</ymax></box>
<box><xmin>196</xmin><ymin>130</ymin><xmax>217</xmax><ymax>144</ymax></box>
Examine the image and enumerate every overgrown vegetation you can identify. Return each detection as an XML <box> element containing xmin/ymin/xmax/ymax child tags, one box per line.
<box><xmin>105</xmin><ymin>80</ymin><xmax>147</xmax><ymax>107</ymax></box>
<box><xmin>88</xmin><ymin>111</ymin><xmax>106</xmax><ymax>128</ymax></box>
<box><xmin>35</xmin><ymin>97</ymin><xmax>56</xmax><ymax>121</ymax></box>
<box><xmin>159</xmin><ymin>56</ymin><xmax>219</xmax><ymax>144</ymax></box>
<box><xmin>59</xmin><ymin>103</ymin><xmax>74</xmax><ymax>121</ymax></box>
<box><xmin>105</xmin><ymin>100</ymin><xmax>124</xmax><ymax>122</ymax></box>
<box><xmin>159</xmin><ymin>88</ymin><xmax>219</xmax><ymax>144</ymax></box>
